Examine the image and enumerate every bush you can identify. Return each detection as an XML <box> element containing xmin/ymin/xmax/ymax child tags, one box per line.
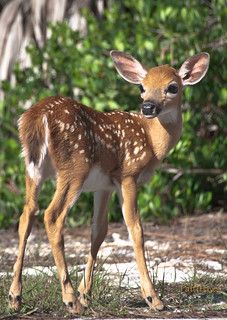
<box><xmin>0</xmin><ymin>0</ymin><xmax>226</xmax><ymax>228</ymax></box>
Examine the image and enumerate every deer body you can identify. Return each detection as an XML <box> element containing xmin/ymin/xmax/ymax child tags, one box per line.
<box><xmin>9</xmin><ymin>50</ymin><xmax>209</xmax><ymax>313</ymax></box>
<box><xmin>19</xmin><ymin>96</ymin><xmax>182</xmax><ymax>191</ymax></box>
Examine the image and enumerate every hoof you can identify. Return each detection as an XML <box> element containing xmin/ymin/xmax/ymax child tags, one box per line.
<box><xmin>64</xmin><ymin>299</ymin><xmax>84</xmax><ymax>314</ymax></box>
<box><xmin>145</xmin><ymin>296</ymin><xmax>164</xmax><ymax>311</ymax></box>
<box><xmin>78</xmin><ymin>293</ymin><xmax>90</xmax><ymax>308</ymax></box>
<box><xmin>8</xmin><ymin>293</ymin><xmax>21</xmax><ymax>311</ymax></box>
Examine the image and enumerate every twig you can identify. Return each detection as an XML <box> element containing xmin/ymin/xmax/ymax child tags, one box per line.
<box><xmin>160</xmin><ymin>165</ymin><xmax>224</xmax><ymax>176</ymax></box>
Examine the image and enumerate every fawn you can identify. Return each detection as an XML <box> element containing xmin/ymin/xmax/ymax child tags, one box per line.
<box><xmin>9</xmin><ymin>50</ymin><xmax>209</xmax><ymax>313</ymax></box>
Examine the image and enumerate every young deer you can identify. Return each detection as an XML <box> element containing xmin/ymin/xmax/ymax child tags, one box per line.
<box><xmin>9</xmin><ymin>50</ymin><xmax>209</xmax><ymax>313</ymax></box>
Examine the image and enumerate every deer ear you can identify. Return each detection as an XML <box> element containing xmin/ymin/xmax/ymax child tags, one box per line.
<box><xmin>179</xmin><ymin>52</ymin><xmax>210</xmax><ymax>86</ymax></box>
<box><xmin>110</xmin><ymin>50</ymin><xmax>147</xmax><ymax>84</ymax></box>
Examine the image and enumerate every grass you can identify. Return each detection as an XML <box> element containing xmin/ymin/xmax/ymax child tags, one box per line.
<box><xmin>162</xmin><ymin>273</ymin><xmax>227</xmax><ymax>314</ymax></box>
<box><xmin>0</xmin><ymin>265</ymin><xmax>133</xmax><ymax>318</ymax></box>
<box><xmin>0</xmin><ymin>265</ymin><xmax>226</xmax><ymax>319</ymax></box>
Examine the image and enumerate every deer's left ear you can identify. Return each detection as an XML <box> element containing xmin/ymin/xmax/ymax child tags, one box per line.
<box><xmin>179</xmin><ymin>52</ymin><xmax>210</xmax><ymax>86</ymax></box>
<box><xmin>110</xmin><ymin>50</ymin><xmax>147</xmax><ymax>84</ymax></box>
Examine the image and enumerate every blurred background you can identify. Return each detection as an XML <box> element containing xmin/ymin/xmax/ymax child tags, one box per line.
<box><xmin>0</xmin><ymin>0</ymin><xmax>226</xmax><ymax>228</ymax></box>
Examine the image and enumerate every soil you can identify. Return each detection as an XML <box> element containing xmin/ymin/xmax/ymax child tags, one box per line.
<box><xmin>1</xmin><ymin>212</ymin><xmax>226</xmax><ymax>271</ymax></box>
<box><xmin>0</xmin><ymin>212</ymin><xmax>226</xmax><ymax>319</ymax></box>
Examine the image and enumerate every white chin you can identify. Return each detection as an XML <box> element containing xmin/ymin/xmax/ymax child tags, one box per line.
<box><xmin>144</xmin><ymin>114</ymin><xmax>157</xmax><ymax>119</ymax></box>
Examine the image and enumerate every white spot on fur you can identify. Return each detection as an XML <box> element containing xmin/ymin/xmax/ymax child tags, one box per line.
<box><xmin>64</xmin><ymin>109</ymin><xmax>70</xmax><ymax>114</ymax></box>
<box><xmin>140</xmin><ymin>151</ymin><xmax>146</xmax><ymax>159</ymax></box>
<box><xmin>59</xmin><ymin>121</ymin><xmax>65</xmax><ymax>132</ymax></box>
<box><xmin>134</xmin><ymin>147</ymin><xmax>139</xmax><ymax>155</ymax></box>
<box><xmin>125</xmin><ymin>152</ymin><xmax>130</xmax><ymax>160</ymax></box>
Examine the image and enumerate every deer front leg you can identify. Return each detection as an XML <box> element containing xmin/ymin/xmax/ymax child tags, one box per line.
<box><xmin>78</xmin><ymin>190</ymin><xmax>110</xmax><ymax>307</ymax></box>
<box><xmin>119</xmin><ymin>177</ymin><xmax>164</xmax><ymax>311</ymax></box>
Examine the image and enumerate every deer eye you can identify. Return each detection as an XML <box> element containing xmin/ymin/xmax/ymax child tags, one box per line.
<box><xmin>167</xmin><ymin>83</ymin><xmax>178</xmax><ymax>94</ymax></box>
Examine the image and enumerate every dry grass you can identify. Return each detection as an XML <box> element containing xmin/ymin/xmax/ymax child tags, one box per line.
<box><xmin>0</xmin><ymin>266</ymin><xmax>226</xmax><ymax>319</ymax></box>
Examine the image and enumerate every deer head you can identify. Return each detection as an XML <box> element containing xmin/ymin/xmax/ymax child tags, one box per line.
<box><xmin>110</xmin><ymin>50</ymin><xmax>210</xmax><ymax>120</ymax></box>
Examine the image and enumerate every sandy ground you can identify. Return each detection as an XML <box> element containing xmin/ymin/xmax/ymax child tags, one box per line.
<box><xmin>0</xmin><ymin>212</ymin><xmax>226</xmax><ymax>319</ymax></box>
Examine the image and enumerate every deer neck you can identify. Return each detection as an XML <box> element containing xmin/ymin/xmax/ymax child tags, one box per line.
<box><xmin>143</xmin><ymin>108</ymin><xmax>182</xmax><ymax>161</ymax></box>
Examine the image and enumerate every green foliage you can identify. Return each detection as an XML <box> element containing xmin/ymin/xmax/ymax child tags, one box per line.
<box><xmin>1</xmin><ymin>0</ymin><xmax>226</xmax><ymax>228</ymax></box>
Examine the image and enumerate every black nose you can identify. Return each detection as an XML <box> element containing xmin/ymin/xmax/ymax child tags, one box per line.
<box><xmin>142</xmin><ymin>101</ymin><xmax>159</xmax><ymax>118</ymax></box>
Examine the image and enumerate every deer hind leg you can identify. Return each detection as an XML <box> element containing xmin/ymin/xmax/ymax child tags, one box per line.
<box><xmin>78</xmin><ymin>190</ymin><xmax>110</xmax><ymax>307</ymax></box>
<box><xmin>43</xmin><ymin>174</ymin><xmax>84</xmax><ymax>314</ymax></box>
<box><xmin>118</xmin><ymin>177</ymin><xmax>164</xmax><ymax>311</ymax></box>
<box><xmin>9</xmin><ymin>175</ymin><xmax>41</xmax><ymax>311</ymax></box>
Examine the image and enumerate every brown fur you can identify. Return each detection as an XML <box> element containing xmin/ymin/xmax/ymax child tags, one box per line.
<box><xmin>18</xmin><ymin>93</ymin><xmax>181</xmax><ymax>181</ymax></box>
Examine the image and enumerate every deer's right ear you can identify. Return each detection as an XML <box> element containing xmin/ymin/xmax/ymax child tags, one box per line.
<box><xmin>110</xmin><ymin>50</ymin><xmax>147</xmax><ymax>84</ymax></box>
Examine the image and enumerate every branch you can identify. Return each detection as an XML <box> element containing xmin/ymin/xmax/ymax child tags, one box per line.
<box><xmin>160</xmin><ymin>164</ymin><xmax>224</xmax><ymax>176</ymax></box>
